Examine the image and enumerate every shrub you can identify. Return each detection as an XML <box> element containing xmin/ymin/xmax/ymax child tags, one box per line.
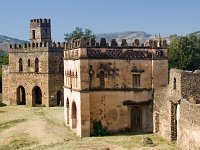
<box><xmin>92</xmin><ymin>120</ymin><xmax>107</xmax><ymax>136</ymax></box>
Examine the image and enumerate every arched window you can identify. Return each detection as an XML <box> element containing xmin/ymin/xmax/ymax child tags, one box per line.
<box><xmin>173</xmin><ymin>78</ymin><xmax>176</xmax><ymax>90</ymax></box>
<box><xmin>72</xmin><ymin>101</ymin><xmax>77</xmax><ymax>128</ymax></box>
<box><xmin>58</xmin><ymin>58</ymin><xmax>63</xmax><ymax>73</ymax></box>
<box><xmin>19</xmin><ymin>58</ymin><xmax>23</xmax><ymax>72</ymax></box>
<box><xmin>27</xmin><ymin>59</ymin><xmax>30</xmax><ymax>67</ymax></box>
<box><xmin>35</xmin><ymin>58</ymin><xmax>39</xmax><ymax>72</ymax></box>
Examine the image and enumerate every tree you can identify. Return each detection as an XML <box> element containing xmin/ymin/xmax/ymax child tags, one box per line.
<box><xmin>64</xmin><ymin>27</ymin><xmax>95</xmax><ymax>42</ymax></box>
<box><xmin>168</xmin><ymin>34</ymin><xmax>200</xmax><ymax>71</ymax></box>
<box><xmin>0</xmin><ymin>51</ymin><xmax>9</xmax><ymax>81</ymax></box>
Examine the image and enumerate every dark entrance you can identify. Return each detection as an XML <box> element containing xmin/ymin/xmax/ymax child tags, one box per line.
<box><xmin>57</xmin><ymin>91</ymin><xmax>62</xmax><ymax>106</ymax></box>
<box><xmin>32</xmin><ymin>86</ymin><xmax>42</xmax><ymax>105</ymax></box>
<box><xmin>171</xmin><ymin>102</ymin><xmax>177</xmax><ymax>141</ymax></box>
<box><xmin>131</xmin><ymin>107</ymin><xmax>142</xmax><ymax>131</ymax></box>
<box><xmin>17</xmin><ymin>86</ymin><xmax>26</xmax><ymax>105</ymax></box>
<box><xmin>72</xmin><ymin>101</ymin><xmax>77</xmax><ymax>128</ymax></box>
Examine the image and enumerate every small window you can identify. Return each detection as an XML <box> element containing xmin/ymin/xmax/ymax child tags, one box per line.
<box><xmin>28</xmin><ymin>59</ymin><xmax>30</xmax><ymax>67</ymax></box>
<box><xmin>99</xmin><ymin>70</ymin><xmax>105</xmax><ymax>87</ymax></box>
<box><xmin>32</xmin><ymin>30</ymin><xmax>35</xmax><ymax>39</ymax></box>
<box><xmin>133</xmin><ymin>74</ymin><xmax>140</xmax><ymax>87</ymax></box>
<box><xmin>173</xmin><ymin>78</ymin><xmax>176</xmax><ymax>90</ymax></box>
<box><xmin>19</xmin><ymin>58</ymin><xmax>23</xmax><ymax>72</ymax></box>
<box><xmin>35</xmin><ymin>58</ymin><xmax>39</xmax><ymax>72</ymax></box>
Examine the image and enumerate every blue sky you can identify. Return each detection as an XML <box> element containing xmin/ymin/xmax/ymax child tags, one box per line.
<box><xmin>0</xmin><ymin>0</ymin><xmax>200</xmax><ymax>41</ymax></box>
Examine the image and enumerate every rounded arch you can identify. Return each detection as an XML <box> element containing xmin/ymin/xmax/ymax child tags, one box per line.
<box><xmin>56</xmin><ymin>91</ymin><xmax>62</xmax><ymax>106</ymax></box>
<box><xmin>35</xmin><ymin>58</ymin><xmax>39</xmax><ymax>72</ymax></box>
<box><xmin>19</xmin><ymin>58</ymin><xmax>23</xmax><ymax>72</ymax></box>
<box><xmin>16</xmin><ymin>86</ymin><xmax>26</xmax><ymax>105</ymax></box>
<box><xmin>72</xmin><ymin>101</ymin><xmax>77</xmax><ymax>128</ymax></box>
<box><xmin>66</xmin><ymin>98</ymin><xmax>69</xmax><ymax>124</ymax></box>
<box><xmin>32</xmin><ymin>86</ymin><xmax>42</xmax><ymax>105</ymax></box>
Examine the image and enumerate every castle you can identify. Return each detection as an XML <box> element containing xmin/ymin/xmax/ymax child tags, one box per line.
<box><xmin>2</xmin><ymin>19</ymin><xmax>64</xmax><ymax>106</ymax></box>
<box><xmin>63</xmin><ymin>37</ymin><xmax>168</xmax><ymax>136</ymax></box>
<box><xmin>2</xmin><ymin>18</ymin><xmax>200</xmax><ymax>149</ymax></box>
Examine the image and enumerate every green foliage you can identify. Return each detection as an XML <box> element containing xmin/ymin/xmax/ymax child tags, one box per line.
<box><xmin>0</xmin><ymin>50</ymin><xmax>9</xmax><ymax>81</ymax></box>
<box><xmin>64</xmin><ymin>27</ymin><xmax>95</xmax><ymax>42</ymax></box>
<box><xmin>168</xmin><ymin>34</ymin><xmax>200</xmax><ymax>71</ymax></box>
<box><xmin>92</xmin><ymin>120</ymin><xmax>107</xmax><ymax>136</ymax></box>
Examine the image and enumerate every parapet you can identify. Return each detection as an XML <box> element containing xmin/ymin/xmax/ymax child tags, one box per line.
<box><xmin>30</xmin><ymin>18</ymin><xmax>51</xmax><ymax>27</ymax></box>
<box><xmin>9</xmin><ymin>42</ymin><xmax>65</xmax><ymax>52</ymax></box>
<box><xmin>65</xmin><ymin>37</ymin><xmax>168</xmax><ymax>50</ymax></box>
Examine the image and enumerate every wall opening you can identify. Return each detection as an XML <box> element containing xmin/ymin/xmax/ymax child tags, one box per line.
<box><xmin>32</xmin><ymin>30</ymin><xmax>35</xmax><ymax>39</ymax></box>
<box><xmin>72</xmin><ymin>101</ymin><xmax>77</xmax><ymax>128</ymax></box>
<box><xmin>19</xmin><ymin>58</ymin><xmax>23</xmax><ymax>72</ymax></box>
<box><xmin>16</xmin><ymin>86</ymin><xmax>26</xmax><ymax>105</ymax></box>
<box><xmin>131</xmin><ymin>107</ymin><xmax>142</xmax><ymax>131</ymax></box>
<box><xmin>171</xmin><ymin>102</ymin><xmax>177</xmax><ymax>141</ymax></box>
<box><xmin>32</xmin><ymin>86</ymin><xmax>42</xmax><ymax>105</ymax></box>
<box><xmin>173</xmin><ymin>78</ymin><xmax>176</xmax><ymax>90</ymax></box>
<box><xmin>66</xmin><ymin>98</ymin><xmax>69</xmax><ymax>124</ymax></box>
<box><xmin>35</xmin><ymin>58</ymin><xmax>39</xmax><ymax>72</ymax></box>
<box><xmin>56</xmin><ymin>91</ymin><xmax>62</xmax><ymax>106</ymax></box>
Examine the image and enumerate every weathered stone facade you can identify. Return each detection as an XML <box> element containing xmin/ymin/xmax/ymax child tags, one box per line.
<box><xmin>2</xmin><ymin>19</ymin><xmax>64</xmax><ymax>106</ymax></box>
<box><xmin>154</xmin><ymin>69</ymin><xmax>200</xmax><ymax>149</ymax></box>
<box><xmin>64</xmin><ymin>38</ymin><xmax>168</xmax><ymax>137</ymax></box>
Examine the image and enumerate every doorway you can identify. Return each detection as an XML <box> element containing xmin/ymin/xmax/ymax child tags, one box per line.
<box><xmin>131</xmin><ymin>107</ymin><xmax>142</xmax><ymax>131</ymax></box>
<box><xmin>17</xmin><ymin>86</ymin><xmax>26</xmax><ymax>105</ymax></box>
<box><xmin>32</xmin><ymin>86</ymin><xmax>42</xmax><ymax>105</ymax></box>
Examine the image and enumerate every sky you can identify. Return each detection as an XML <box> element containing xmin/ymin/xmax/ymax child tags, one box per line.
<box><xmin>0</xmin><ymin>0</ymin><xmax>200</xmax><ymax>41</ymax></box>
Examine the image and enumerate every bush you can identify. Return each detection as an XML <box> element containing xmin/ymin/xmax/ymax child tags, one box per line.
<box><xmin>92</xmin><ymin>120</ymin><xmax>107</xmax><ymax>136</ymax></box>
<box><xmin>0</xmin><ymin>101</ymin><xmax>6</xmax><ymax>107</ymax></box>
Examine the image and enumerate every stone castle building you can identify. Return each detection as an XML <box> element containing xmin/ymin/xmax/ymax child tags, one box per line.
<box><xmin>2</xmin><ymin>19</ymin><xmax>64</xmax><ymax>106</ymax></box>
<box><xmin>64</xmin><ymin>38</ymin><xmax>168</xmax><ymax>137</ymax></box>
<box><xmin>154</xmin><ymin>69</ymin><xmax>200</xmax><ymax>149</ymax></box>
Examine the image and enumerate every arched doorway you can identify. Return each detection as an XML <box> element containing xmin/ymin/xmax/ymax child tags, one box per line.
<box><xmin>32</xmin><ymin>86</ymin><xmax>42</xmax><ymax>105</ymax></box>
<box><xmin>16</xmin><ymin>86</ymin><xmax>26</xmax><ymax>105</ymax></box>
<box><xmin>131</xmin><ymin>107</ymin><xmax>142</xmax><ymax>131</ymax></box>
<box><xmin>72</xmin><ymin>101</ymin><xmax>77</xmax><ymax>128</ymax></box>
<box><xmin>56</xmin><ymin>91</ymin><xmax>62</xmax><ymax>106</ymax></box>
<box><xmin>66</xmin><ymin>98</ymin><xmax>69</xmax><ymax>124</ymax></box>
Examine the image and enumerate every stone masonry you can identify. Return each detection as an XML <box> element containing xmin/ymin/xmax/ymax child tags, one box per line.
<box><xmin>154</xmin><ymin>69</ymin><xmax>200</xmax><ymax>149</ymax></box>
<box><xmin>64</xmin><ymin>37</ymin><xmax>168</xmax><ymax>137</ymax></box>
<box><xmin>2</xmin><ymin>19</ymin><xmax>64</xmax><ymax>107</ymax></box>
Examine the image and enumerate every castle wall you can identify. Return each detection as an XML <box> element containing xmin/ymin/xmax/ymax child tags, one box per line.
<box><xmin>178</xmin><ymin>100</ymin><xmax>200</xmax><ymax>150</ymax></box>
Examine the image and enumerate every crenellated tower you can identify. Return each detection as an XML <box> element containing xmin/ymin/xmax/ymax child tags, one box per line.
<box><xmin>30</xmin><ymin>19</ymin><xmax>51</xmax><ymax>43</ymax></box>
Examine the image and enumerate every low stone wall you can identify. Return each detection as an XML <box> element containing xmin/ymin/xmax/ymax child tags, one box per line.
<box><xmin>178</xmin><ymin>100</ymin><xmax>200</xmax><ymax>150</ymax></box>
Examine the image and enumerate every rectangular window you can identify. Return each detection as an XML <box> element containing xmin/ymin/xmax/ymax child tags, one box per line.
<box><xmin>32</xmin><ymin>30</ymin><xmax>35</xmax><ymax>39</ymax></box>
<box><xmin>133</xmin><ymin>74</ymin><xmax>140</xmax><ymax>87</ymax></box>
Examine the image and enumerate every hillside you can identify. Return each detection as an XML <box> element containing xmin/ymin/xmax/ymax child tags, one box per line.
<box><xmin>0</xmin><ymin>35</ymin><xmax>27</xmax><ymax>52</ymax></box>
<box><xmin>96</xmin><ymin>31</ymin><xmax>152</xmax><ymax>45</ymax></box>
<box><xmin>189</xmin><ymin>31</ymin><xmax>200</xmax><ymax>36</ymax></box>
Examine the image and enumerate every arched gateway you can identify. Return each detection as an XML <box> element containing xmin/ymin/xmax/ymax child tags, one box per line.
<box><xmin>32</xmin><ymin>86</ymin><xmax>42</xmax><ymax>105</ymax></box>
<box><xmin>16</xmin><ymin>86</ymin><xmax>26</xmax><ymax>105</ymax></box>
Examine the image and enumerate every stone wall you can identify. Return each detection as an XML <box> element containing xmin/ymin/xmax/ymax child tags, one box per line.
<box><xmin>177</xmin><ymin>100</ymin><xmax>200</xmax><ymax>150</ymax></box>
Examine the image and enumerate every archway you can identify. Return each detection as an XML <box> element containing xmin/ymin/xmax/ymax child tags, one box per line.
<box><xmin>66</xmin><ymin>98</ymin><xmax>69</xmax><ymax>124</ymax></box>
<box><xmin>16</xmin><ymin>86</ymin><xmax>26</xmax><ymax>105</ymax></box>
<box><xmin>72</xmin><ymin>101</ymin><xmax>77</xmax><ymax>128</ymax></box>
<box><xmin>56</xmin><ymin>91</ymin><xmax>62</xmax><ymax>106</ymax></box>
<box><xmin>131</xmin><ymin>107</ymin><xmax>142</xmax><ymax>131</ymax></box>
<box><xmin>32</xmin><ymin>86</ymin><xmax>42</xmax><ymax>105</ymax></box>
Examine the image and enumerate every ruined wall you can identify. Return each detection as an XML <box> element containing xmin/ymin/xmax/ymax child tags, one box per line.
<box><xmin>2</xmin><ymin>65</ymin><xmax>10</xmax><ymax>104</ymax></box>
<box><xmin>154</xmin><ymin>86</ymin><xmax>172</xmax><ymax>141</ymax></box>
<box><xmin>177</xmin><ymin>100</ymin><xmax>200</xmax><ymax>150</ymax></box>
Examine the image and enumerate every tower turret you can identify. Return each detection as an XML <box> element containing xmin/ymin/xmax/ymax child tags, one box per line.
<box><xmin>30</xmin><ymin>18</ymin><xmax>51</xmax><ymax>43</ymax></box>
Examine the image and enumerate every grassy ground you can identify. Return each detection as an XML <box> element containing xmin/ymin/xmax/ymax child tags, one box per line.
<box><xmin>0</xmin><ymin>106</ymin><xmax>180</xmax><ymax>150</ymax></box>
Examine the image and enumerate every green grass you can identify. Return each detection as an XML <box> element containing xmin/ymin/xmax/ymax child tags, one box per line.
<box><xmin>0</xmin><ymin>119</ymin><xmax>27</xmax><ymax>131</ymax></box>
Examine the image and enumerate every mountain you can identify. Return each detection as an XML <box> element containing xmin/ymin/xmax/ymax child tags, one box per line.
<box><xmin>189</xmin><ymin>31</ymin><xmax>200</xmax><ymax>36</ymax></box>
<box><xmin>0</xmin><ymin>35</ymin><xmax>27</xmax><ymax>52</ymax></box>
<box><xmin>96</xmin><ymin>31</ymin><xmax>152</xmax><ymax>45</ymax></box>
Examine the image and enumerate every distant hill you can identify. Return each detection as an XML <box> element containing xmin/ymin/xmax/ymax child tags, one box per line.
<box><xmin>96</xmin><ymin>31</ymin><xmax>152</xmax><ymax>45</ymax></box>
<box><xmin>0</xmin><ymin>35</ymin><xmax>27</xmax><ymax>52</ymax></box>
<box><xmin>189</xmin><ymin>31</ymin><xmax>200</xmax><ymax>36</ymax></box>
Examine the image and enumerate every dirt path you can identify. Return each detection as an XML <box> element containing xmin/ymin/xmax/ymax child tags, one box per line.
<box><xmin>0</xmin><ymin>106</ymin><xmax>179</xmax><ymax>150</ymax></box>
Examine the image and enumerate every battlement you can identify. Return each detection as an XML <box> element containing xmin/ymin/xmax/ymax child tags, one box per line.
<box><xmin>9</xmin><ymin>42</ymin><xmax>65</xmax><ymax>52</ymax></box>
<box><xmin>65</xmin><ymin>38</ymin><xmax>168</xmax><ymax>50</ymax></box>
<box><xmin>30</xmin><ymin>18</ymin><xmax>51</xmax><ymax>25</ymax></box>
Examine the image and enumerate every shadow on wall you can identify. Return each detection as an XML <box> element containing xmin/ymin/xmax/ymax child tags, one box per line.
<box><xmin>0</xmin><ymin>81</ymin><xmax>2</xmax><ymax>93</ymax></box>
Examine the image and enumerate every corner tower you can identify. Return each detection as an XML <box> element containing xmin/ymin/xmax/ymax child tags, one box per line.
<box><xmin>30</xmin><ymin>19</ymin><xmax>51</xmax><ymax>43</ymax></box>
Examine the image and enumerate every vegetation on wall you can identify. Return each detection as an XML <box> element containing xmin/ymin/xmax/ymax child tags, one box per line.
<box><xmin>64</xmin><ymin>27</ymin><xmax>95</xmax><ymax>42</ymax></box>
<box><xmin>168</xmin><ymin>34</ymin><xmax>200</xmax><ymax>71</ymax></box>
